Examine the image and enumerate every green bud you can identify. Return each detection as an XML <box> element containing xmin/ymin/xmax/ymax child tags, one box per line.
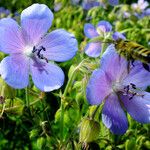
<box><xmin>0</xmin><ymin>78</ymin><xmax>16</xmax><ymax>100</ymax></box>
<box><xmin>108</xmin><ymin>13</ymin><xmax>116</xmax><ymax>22</ymax></box>
<box><xmin>79</xmin><ymin>118</ymin><xmax>100</xmax><ymax>143</ymax></box>
<box><xmin>37</xmin><ymin>137</ymin><xmax>46</xmax><ymax>149</ymax></box>
<box><xmin>144</xmin><ymin>141</ymin><xmax>150</xmax><ymax>149</ymax></box>
<box><xmin>125</xmin><ymin>138</ymin><xmax>136</xmax><ymax>150</ymax></box>
<box><xmin>115</xmin><ymin>21</ymin><xmax>123</xmax><ymax>31</ymax></box>
<box><xmin>30</xmin><ymin>129</ymin><xmax>39</xmax><ymax>139</ymax></box>
<box><xmin>121</xmin><ymin>5</ymin><xmax>130</xmax><ymax>12</ymax></box>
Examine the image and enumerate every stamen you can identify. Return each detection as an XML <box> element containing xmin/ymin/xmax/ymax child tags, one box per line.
<box><xmin>32</xmin><ymin>46</ymin><xmax>48</xmax><ymax>63</ymax></box>
<box><xmin>123</xmin><ymin>83</ymin><xmax>144</xmax><ymax>100</ymax></box>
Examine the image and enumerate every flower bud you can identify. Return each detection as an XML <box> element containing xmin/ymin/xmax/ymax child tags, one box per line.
<box><xmin>0</xmin><ymin>78</ymin><xmax>16</xmax><ymax>100</ymax></box>
<box><xmin>79</xmin><ymin>118</ymin><xmax>100</xmax><ymax>143</ymax></box>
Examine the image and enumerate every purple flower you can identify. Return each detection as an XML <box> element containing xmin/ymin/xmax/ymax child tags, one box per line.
<box><xmin>82</xmin><ymin>0</ymin><xmax>119</xmax><ymax>10</ymax></box>
<box><xmin>86</xmin><ymin>44</ymin><xmax>150</xmax><ymax>134</ymax></box>
<box><xmin>82</xmin><ymin>0</ymin><xmax>100</xmax><ymax>10</ymax></box>
<box><xmin>84</xmin><ymin>21</ymin><xmax>112</xmax><ymax>57</ymax></box>
<box><xmin>143</xmin><ymin>8</ymin><xmax>150</xmax><ymax>16</ymax></box>
<box><xmin>0</xmin><ymin>7</ymin><xmax>10</xmax><ymax>18</ymax></box>
<box><xmin>112</xmin><ymin>32</ymin><xmax>126</xmax><ymax>41</ymax></box>
<box><xmin>108</xmin><ymin>0</ymin><xmax>119</xmax><ymax>6</ymax></box>
<box><xmin>0</xmin><ymin>4</ymin><xmax>78</xmax><ymax>92</ymax></box>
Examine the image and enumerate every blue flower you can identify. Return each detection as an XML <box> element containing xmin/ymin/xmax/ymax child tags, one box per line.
<box><xmin>86</xmin><ymin>44</ymin><xmax>150</xmax><ymax>134</ymax></box>
<box><xmin>84</xmin><ymin>21</ymin><xmax>112</xmax><ymax>57</ymax></box>
<box><xmin>0</xmin><ymin>4</ymin><xmax>78</xmax><ymax>92</ymax></box>
<box><xmin>84</xmin><ymin>21</ymin><xmax>125</xmax><ymax>57</ymax></box>
<box><xmin>82</xmin><ymin>0</ymin><xmax>119</xmax><ymax>10</ymax></box>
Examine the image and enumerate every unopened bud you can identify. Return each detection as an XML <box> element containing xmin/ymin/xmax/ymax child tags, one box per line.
<box><xmin>79</xmin><ymin>118</ymin><xmax>100</xmax><ymax>143</ymax></box>
<box><xmin>0</xmin><ymin>78</ymin><xmax>16</xmax><ymax>100</ymax></box>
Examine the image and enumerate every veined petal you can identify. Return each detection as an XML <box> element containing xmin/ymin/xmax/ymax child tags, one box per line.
<box><xmin>21</xmin><ymin>4</ymin><xmax>54</xmax><ymax>45</ymax></box>
<box><xmin>84</xmin><ymin>23</ymin><xmax>99</xmax><ymax>38</ymax></box>
<box><xmin>86</xmin><ymin>69</ymin><xmax>112</xmax><ymax>105</ymax></box>
<box><xmin>123</xmin><ymin>61</ymin><xmax>150</xmax><ymax>89</ymax></box>
<box><xmin>97</xmin><ymin>21</ymin><xmax>112</xmax><ymax>33</ymax></box>
<box><xmin>85</xmin><ymin>42</ymin><xmax>101</xmax><ymax>58</ymax></box>
<box><xmin>101</xmin><ymin>44</ymin><xmax>128</xmax><ymax>81</ymax></box>
<box><xmin>0</xmin><ymin>18</ymin><xmax>25</xmax><ymax>54</ymax></box>
<box><xmin>102</xmin><ymin>93</ymin><xmax>128</xmax><ymax>134</ymax></box>
<box><xmin>0</xmin><ymin>55</ymin><xmax>29</xmax><ymax>89</ymax></box>
<box><xmin>30</xmin><ymin>59</ymin><xmax>64</xmax><ymax>92</ymax></box>
<box><xmin>121</xmin><ymin>91</ymin><xmax>150</xmax><ymax>123</ymax></box>
<box><xmin>38</xmin><ymin>29</ymin><xmax>78</xmax><ymax>62</ymax></box>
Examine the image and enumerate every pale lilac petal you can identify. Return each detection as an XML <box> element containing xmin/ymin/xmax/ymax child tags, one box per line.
<box><xmin>102</xmin><ymin>93</ymin><xmax>128</xmax><ymax>134</ymax></box>
<box><xmin>112</xmin><ymin>32</ymin><xmax>126</xmax><ymax>41</ymax></box>
<box><xmin>131</xmin><ymin>3</ymin><xmax>138</xmax><ymax>10</ymax></box>
<box><xmin>85</xmin><ymin>42</ymin><xmax>101</xmax><ymax>57</ymax></box>
<box><xmin>108</xmin><ymin>0</ymin><xmax>119</xmax><ymax>6</ymax></box>
<box><xmin>97</xmin><ymin>21</ymin><xmax>112</xmax><ymax>33</ymax></box>
<box><xmin>101</xmin><ymin>44</ymin><xmax>128</xmax><ymax>81</ymax></box>
<box><xmin>0</xmin><ymin>55</ymin><xmax>29</xmax><ymax>89</ymax></box>
<box><xmin>82</xmin><ymin>1</ymin><xmax>100</xmax><ymax>10</ymax></box>
<box><xmin>123</xmin><ymin>61</ymin><xmax>150</xmax><ymax>89</ymax></box>
<box><xmin>30</xmin><ymin>59</ymin><xmax>64</xmax><ymax>92</ymax></box>
<box><xmin>0</xmin><ymin>18</ymin><xmax>25</xmax><ymax>54</ymax></box>
<box><xmin>38</xmin><ymin>29</ymin><xmax>78</xmax><ymax>62</ymax></box>
<box><xmin>21</xmin><ymin>4</ymin><xmax>54</xmax><ymax>45</ymax></box>
<box><xmin>121</xmin><ymin>91</ymin><xmax>150</xmax><ymax>123</ymax></box>
<box><xmin>139</xmin><ymin>0</ymin><xmax>149</xmax><ymax>10</ymax></box>
<box><xmin>86</xmin><ymin>69</ymin><xmax>112</xmax><ymax>105</ymax></box>
<box><xmin>84</xmin><ymin>23</ymin><xmax>99</xmax><ymax>38</ymax></box>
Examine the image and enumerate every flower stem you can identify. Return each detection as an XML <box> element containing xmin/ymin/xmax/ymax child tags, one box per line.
<box><xmin>60</xmin><ymin>59</ymin><xmax>86</xmax><ymax>144</ymax></box>
<box><xmin>25</xmin><ymin>87</ymin><xmax>30</xmax><ymax>107</ymax></box>
<box><xmin>0</xmin><ymin>103</ymin><xmax>5</xmax><ymax>117</ymax></box>
<box><xmin>100</xmin><ymin>40</ymin><xmax>107</xmax><ymax>58</ymax></box>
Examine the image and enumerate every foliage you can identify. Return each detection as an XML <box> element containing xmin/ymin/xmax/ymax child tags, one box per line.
<box><xmin>0</xmin><ymin>0</ymin><xmax>150</xmax><ymax>149</ymax></box>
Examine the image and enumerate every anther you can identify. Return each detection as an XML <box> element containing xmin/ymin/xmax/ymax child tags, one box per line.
<box><xmin>32</xmin><ymin>46</ymin><xmax>48</xmax><ymax>63</ymax></box>
<box><xmin>130</xmin><ymin>83</ymin><xmax>136</xmax><ymax>89</ymax></box>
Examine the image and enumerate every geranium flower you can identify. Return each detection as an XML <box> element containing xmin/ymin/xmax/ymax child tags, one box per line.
<box><xmin>131</xmin><ymin>0</ymin><xmax>149</xmax><ymax>12</ymax></box>
<box><xmin>84</xmin><ymin>21</ymin><xmax>112</xmax><ymax>57</ymax></box>
<box><xmin>86</xmin><ymin>44</ymin><xmax>150</xmax><ymax>134</ymax></box>
<box><xmin>0</xmin><ymin>4</ymin><xmax>78</xmax><ymax>92</ymax></box>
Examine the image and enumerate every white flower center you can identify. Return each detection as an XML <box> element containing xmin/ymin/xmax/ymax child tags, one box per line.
<box><xmin>24</xmin><ymin>46</ymin><xmax>34</xmax><ymax>57</ymax></box>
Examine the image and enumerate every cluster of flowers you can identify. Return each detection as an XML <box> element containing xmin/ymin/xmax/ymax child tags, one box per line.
<box><xmin>0</xmin><ymin>3</ymin><xmax>150</xmax><ymax>135</ymax></box>
<box><xmin>131</xmin><ymin>0</ymin><xmax>150</xmax><ymax>18</ymax></box>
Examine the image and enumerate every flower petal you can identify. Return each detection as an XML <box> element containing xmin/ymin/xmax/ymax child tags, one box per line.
<box><xmin>121</xmin><ymin>91</ymin><xmax>150</xmax><ymax>123</ymax></box>
<box><xmin>85</xmin><ymin>42</ymin><xmax>101</xmax><ymax>57</ymax></box>
<box><xmin>84</xmin><ymin>23</ymin><xmax>99</xmax><ymax>38</ymax></box>
<box><xmin>102</xmin><ymin>93</ymin><xmax>128</xmax><ymax>134</ymax></box>
<box><xmin>112</xmin><ymin>32</ymin><xmax>126</xmax><ymax>41</ymax></box>
<box><xmin>123</xmin><ymin>61</ymin><xmax>150</xmax><ymax>89</ymax></box>
<box><xmin>101</xmin><ymin>44</ymin><xmax>128</xmax><ymax>81</ymax></box>
<box><xmin>38</xmin><ymin>29</ymin><xmax>78</xmax><ymax>62</ymax></box>
<box><xmin>0</xmin><ymin>55</ymin><xmax>29</xmax><ymax>89</ymax></box>
<box><xmin>30</xmin><ymin>59</ymin><xmax>64</xmax><ymax>92</ymax></box>
<box><xmin>108</xmin><ymin>0</ymin><xmax>119</xmax><ymax>6</ymax></box>
<box><xmin>21</xmin><ymin>4</ymin><xmax>54</xmax><ymax>45</ymax></box>
<box><xmin>82</xmin><ymin>1</ymin><xmax>100</xmax><ymax>10</ymax></box>
<box><xmin>97</xmin><ymin>21</ymin><xmax>112</xmax><ymax>33</ymax></box>
<box><xmin>86</xmin><ymin>69</ymin><xmax>112</xmax><ymax>105</ymax></box>
<box><xmin>0</xmin><ymin>18</ymin><xmax>25</xmax><ymax>54</ymax></box>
